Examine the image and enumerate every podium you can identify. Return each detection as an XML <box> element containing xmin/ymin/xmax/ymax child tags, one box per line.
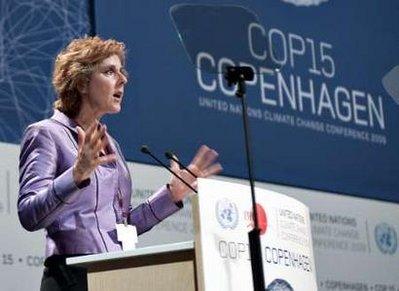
<box><xmin>68</xmin><ymin>179</ymin><xmax>318</xmax><ymax>290</ymax></box>
<box><xmin>67</xmin><ymin>241</ymin><xmax>196</xmax><ymax>291</ymax></box>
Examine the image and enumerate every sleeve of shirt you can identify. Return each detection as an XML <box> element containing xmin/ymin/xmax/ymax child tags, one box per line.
<box><xmin>129</xmin><ymin>185</ymin><xmax>183</xmax><ymax>234</ymax></box>
<box><xmin>18</xmin><ymin>124</ymin><xmax>87</xmax><ymax>231</ymax></box>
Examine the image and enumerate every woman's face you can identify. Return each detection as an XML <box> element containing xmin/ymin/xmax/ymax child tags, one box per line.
<box><xmin>84</xmin><ymin>54</ymin><xmax>127</xmax><ymax>117</ymax></box>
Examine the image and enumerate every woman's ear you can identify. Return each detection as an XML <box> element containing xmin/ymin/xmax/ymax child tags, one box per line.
<box><xmin>76</xmin><ymin>78</ymin><xmax>89</xmax><ymax>96</ymax></box>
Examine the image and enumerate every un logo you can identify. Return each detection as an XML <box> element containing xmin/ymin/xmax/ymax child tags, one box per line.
<box><xmin>374</xmin><ymin>223</ymin><xmax>397</xmax><ymax>255</ymax></box>
<box><xmin>215</xmin><ymin>198</ymin><xmax>238</xmax><ymax>229</ymax></box>
<box><xmin>266</xmin><ymin>279</ymin><xmax>294</xmax><ymax>291</ymax></box>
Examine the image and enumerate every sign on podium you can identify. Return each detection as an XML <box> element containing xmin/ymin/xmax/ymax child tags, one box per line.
<box><xmin>193</xmin><ymin>178</ymin><xmax>318</xmax><ymax>290</ymax></box>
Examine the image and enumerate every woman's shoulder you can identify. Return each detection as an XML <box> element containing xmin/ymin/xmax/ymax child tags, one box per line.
<box><xmin>19</xmin><ymin>119</ymin><xmax>59</xmax><ymax>158</ymax></box>
<box><xmin>24</xmin><ymin>118</ymin><xmax>58</xmax><ymax>136</ymax></box>
<box><xmin>22</xmin><ymin>114</ymin><xmax>71</xmax><ymax>145</ymax></box>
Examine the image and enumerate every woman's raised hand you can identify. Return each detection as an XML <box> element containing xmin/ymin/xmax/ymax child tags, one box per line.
<box><xmin>168</xmin><ymin>145</ymin><xmax>222</xmax><ymax>202</ymax></box>
<box><xmin>72</xmin><ymin>121</ymin><xmax>117</xmax><ymax>185</ymax></box>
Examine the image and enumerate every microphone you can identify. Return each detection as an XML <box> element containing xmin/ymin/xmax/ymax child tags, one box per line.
<box><xmin>224</xmin><ymin>66</ymin><xmax>254</xmax><ymax>87</ymax></box>
<box><xmin>164</xmin><ymin>151</ymin><xmax>198</xmax><ymax>178</ymax></box>
<box><xmin>140</xmin><ymin>145</ymin><xmax>197</xmax><ymax>193</ymax></box>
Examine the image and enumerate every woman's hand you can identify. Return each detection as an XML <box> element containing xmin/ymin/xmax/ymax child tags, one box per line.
<box><xmin>72</xmin><ymin>121</ymin><xmax>117</xmax><ymax>185</ymax></box>
<box><xmin>168</xmin><ymin>145</ymin><xmax>222</xmax><ymax>202</ymax></box>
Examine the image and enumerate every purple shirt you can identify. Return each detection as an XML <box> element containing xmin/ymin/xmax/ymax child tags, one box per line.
<box><xmin>18</xmin><ymin>110</ymin><xmax>181</xmax><ymax>257</ymax></box>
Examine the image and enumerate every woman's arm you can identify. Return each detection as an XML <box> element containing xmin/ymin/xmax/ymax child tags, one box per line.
<box><xmin>128</xmin><ymin>145</ymin><xmax>222</xmax><ymax>234</ymax></box>
<box><xmin>129</xmin><ymin>185</ymin><xmax>182</xmax><ymax>234</ymax></box>
<box><xmin>18</xmin><ymin>125</ymin><xmax>85</xmax><ymax>231</ymax></box>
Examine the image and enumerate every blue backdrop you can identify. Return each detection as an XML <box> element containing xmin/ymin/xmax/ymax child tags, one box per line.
<box><xmin>95</xmin><ymin>0</ymin><xmax>399</xmax><ymax>202</ymax></box>
<box><xmin>1</xmin><ymin>0</ymin><xmax>398</xmax><ymax>203</ymax></box>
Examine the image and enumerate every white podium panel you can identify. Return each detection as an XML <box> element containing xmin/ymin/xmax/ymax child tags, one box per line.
<box><xmin>194</xmin><ymin>178</ymin><xmax>317</xmax><ymax>291</ymax></box>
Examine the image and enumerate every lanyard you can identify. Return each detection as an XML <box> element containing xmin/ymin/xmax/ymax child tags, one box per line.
<box><xmin>117</xmin><ymin>188</ymin><xmax>129</xmax><ymax>226</ymax></box>
<box><xmin>113</xmin><ymin>140</ymin><xmax>132</xmax><ymax>226</ymax></box>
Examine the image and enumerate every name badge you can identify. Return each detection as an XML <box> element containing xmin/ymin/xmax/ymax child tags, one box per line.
<box><xmin>116</xmin><ymin>223</ymin><xmax>138</xmax><ymax>251</ymax></box>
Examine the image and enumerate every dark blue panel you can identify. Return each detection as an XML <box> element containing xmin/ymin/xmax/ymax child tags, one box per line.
<box><xmin>96</xmin><ymin>0</ymin><xmax>399</xmax><ymax>202</ymax></box>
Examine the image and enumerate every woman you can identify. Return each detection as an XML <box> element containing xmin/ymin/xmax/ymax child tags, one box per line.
<box><xmin>18</xmin><ymin>36</ymin><xmax>222</xmax><ymax>290</ymax></box>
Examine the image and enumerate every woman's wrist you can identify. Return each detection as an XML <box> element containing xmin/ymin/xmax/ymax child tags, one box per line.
<box><xmin>72</xmin><ymin>164</ymin><xmax>85</xmax><ymax>185</ymax></box>
<box><xmin>167</xmin><ymin>183</ymin><xmax>184</xmax><ymax>207</ymax></box>
<box><xmin>166</xmin><ymin>183</ymin><xmax>180</xmax><ymax>203</ymax></box>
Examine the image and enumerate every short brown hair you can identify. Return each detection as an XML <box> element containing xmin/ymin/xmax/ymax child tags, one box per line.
<box><xmin>52</xmin><ymin>36</ymin><xmax>126</xmax><ymax>118</ymax></box>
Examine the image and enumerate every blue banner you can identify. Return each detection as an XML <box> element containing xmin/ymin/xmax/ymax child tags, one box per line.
<box><xmin>95</xmin><ymin>0</ymin><xmax>399</xmax><ymax>202</ymax></box>
<box><xmin>3</xmin><ymin>0</ymin><xmax>397</xmax><ymax>203</ymax></box>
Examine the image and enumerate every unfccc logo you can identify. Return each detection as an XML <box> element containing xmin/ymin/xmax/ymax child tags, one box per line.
<box><xmin>215</xmin><ymin>198</ymin><xmax>239</xmax><ymax>229</ymax></box>
<box><xmin>374</xmin><ymin>223</ymin><xmax>397</xmax><ymax>255</ymax></box>
<box><xmin>267</xmin><ymin>279</ymin><xmax>294</xmax><ymax>291</ymax></box>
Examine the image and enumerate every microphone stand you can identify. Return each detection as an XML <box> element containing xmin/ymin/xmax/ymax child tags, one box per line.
<box><xmin>224</xmin><ymin>66</ymin><xmax>265</xmax><ymax>291</ymax></box>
